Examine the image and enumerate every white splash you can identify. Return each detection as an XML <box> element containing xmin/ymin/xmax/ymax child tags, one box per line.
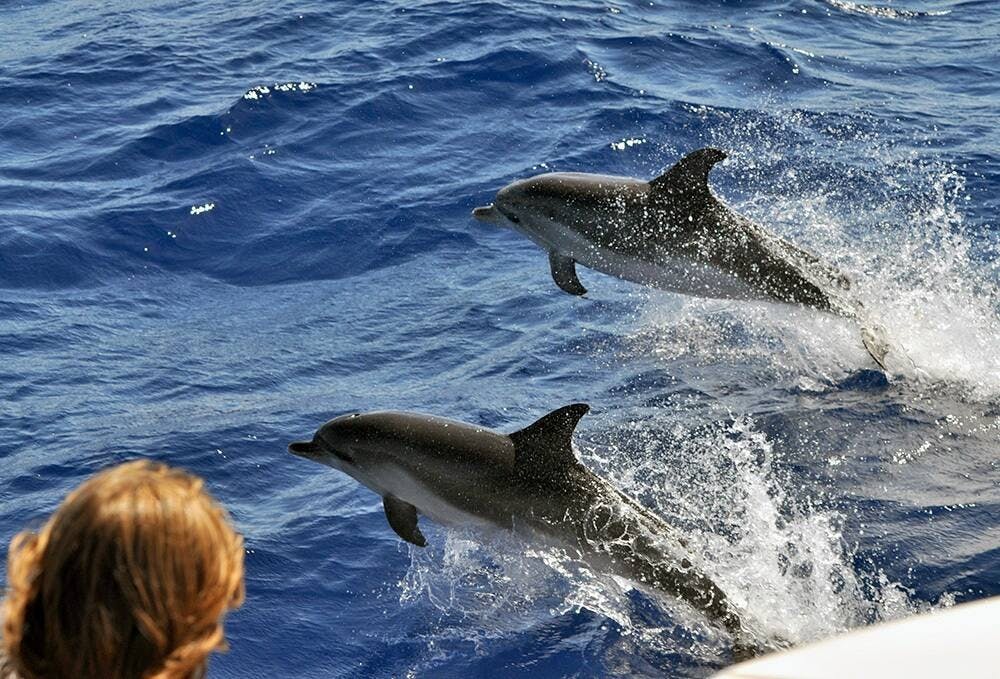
<box><xmin>611</xmin><ymin>137</ymin><xmax>647</xmax><ymax>151</ymax></box>
<box><xmin>190</xmin><ymin>202</ymin><xmax>215</xmax><ymax>215</ymax></box>
<box><xmin>785</xmin><ymin>166</ymin><xmax>999</xmax><ymax>398</ymax></box>
<box><xmin>822</xmin><ymin>0</ymin><xmax>950</xmax><ymax>19</ymax></box>
<box><xmin>584</xmin><ymin>58</ymin><xmax>608</xmax><ymax>82</ymax></box>
<box><xmin>243</xmin><ymin>81</ymin><xmax>317</xmax><ymax>100</ymax></box>
<box><xmin>610</xmin><ymin>416</ymin><xmax>939</xmax><ymax>644</ymax></box>
<box><xmin>633</xmin><ymin>125</ymin><xmax>1000</xmax><ymax>399</ymax></box>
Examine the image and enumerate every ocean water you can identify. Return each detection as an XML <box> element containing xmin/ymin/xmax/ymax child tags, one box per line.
<box><xmin>1</xmin><ymin>0</ymin><xmax>998</xmax><ymax>676</ymax></box>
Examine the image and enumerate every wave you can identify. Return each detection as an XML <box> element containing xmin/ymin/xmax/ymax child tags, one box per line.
<box><xmin>821</xmin><ymin>0</ymin><xmax>951</xmax><ymax>19</ymax></box>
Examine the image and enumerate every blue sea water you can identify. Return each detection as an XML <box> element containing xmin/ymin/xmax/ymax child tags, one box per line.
<box><xmin>1</xmin><ymin>0</ymin><xmax>998</xmax><ymax>676</ymax></box>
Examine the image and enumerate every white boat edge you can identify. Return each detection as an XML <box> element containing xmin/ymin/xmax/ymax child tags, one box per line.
<box><xmin>712</xmin><ymin>595</ymin><xmax>1000</xmax><ymax>679</ymax></box>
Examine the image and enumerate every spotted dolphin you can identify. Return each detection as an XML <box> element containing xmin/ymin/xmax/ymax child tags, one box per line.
<box><xmin>473</xmin><ymin>148</ymin><xmax>888</xmax><ymax>369</ymax></box>
<box><xmin>290</xmin><ymin>404</ymin><xmax>771</xmax><ymax>658</ymax></box>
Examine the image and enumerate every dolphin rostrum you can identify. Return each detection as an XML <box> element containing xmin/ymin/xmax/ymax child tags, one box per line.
<box><xmin>473</xmin><ymin>148</ymin><xmax>889</xmax><ymax>369</ymax></box>
<box><xmin>290</xmin><ymin>404</ymin><xmax>769</xmax><ymax>657</ymax></box>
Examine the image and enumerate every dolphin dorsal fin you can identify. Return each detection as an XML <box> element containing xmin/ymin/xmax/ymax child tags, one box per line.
<box><xmin>649</xmin><ymin>147</ymin><xmax>727</xmax><ymax>196</ymax></box>
<box><xmin>509</xmin><ymin>404</ymin><xmax>590</xmax><ymax>471</ymax></box>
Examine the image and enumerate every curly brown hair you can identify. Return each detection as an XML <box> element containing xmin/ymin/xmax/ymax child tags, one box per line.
<box><xmin>2</xmin><ymin>460</ymin><xmax>245</xmax><ymax>679</ymax></box>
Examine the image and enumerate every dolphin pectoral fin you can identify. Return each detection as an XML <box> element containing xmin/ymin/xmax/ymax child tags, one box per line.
<box><xmin>649</xmin><ymin>147</ymin><xmax>727</xmax><ymax>196</ymax></box>
<box><xmin>861</xmin><ymin>325</ymin><xmax>890</xmax><ymax>372</ymax></box>
<box><xmin>549</xmin><ymin>251</ymin><xmax>587</xmax><ymax>296</ymax></box>
<box><xmin>383</xmin><ymin>496</ymin><xmax>427</xmax><ymax>547</ymax></box>
<box><xmin>510</xmin><ymin>403</ymin><xmax>590</xmax><ymax>471</ymax></box>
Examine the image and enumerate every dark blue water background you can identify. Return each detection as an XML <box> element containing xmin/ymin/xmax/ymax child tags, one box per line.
<box><xmin>1</xmin><ymin>0</ymin><xmax>998</xmax><ymax>677</ymax></box>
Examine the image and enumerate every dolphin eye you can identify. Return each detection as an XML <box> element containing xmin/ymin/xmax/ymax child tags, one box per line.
<box><xmin>497</xmin><ymin>206</ymin><xmax>521</xmax><ymax>224</ymax></box>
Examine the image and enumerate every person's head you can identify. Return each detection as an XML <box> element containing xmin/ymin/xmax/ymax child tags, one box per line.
<box><xmin>2</xmin><ymin>460</ymin><xmax>245</xmax><ymax>679</ymax></box>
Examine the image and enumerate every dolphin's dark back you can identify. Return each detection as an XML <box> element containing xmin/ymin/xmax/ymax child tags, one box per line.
<box><xmin>352</xmin><ymin>411</ymin><xmax>515</xmax><ymax>468</ymax></box>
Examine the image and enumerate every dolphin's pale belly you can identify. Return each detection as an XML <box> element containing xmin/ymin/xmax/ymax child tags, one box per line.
<box><xmin>592</xmin><ymin>244</ymin><xmax>766</xmax><ymax>300</ymax></box>
<box><xmin>537</xmin><ymin>225</ymin><xmax>769</xmax><ymax>301</ymax></box>
<box><xmin>369</xmin><ymin>464</ymin><xmax>497</xmax><ymax>530</ymax></box>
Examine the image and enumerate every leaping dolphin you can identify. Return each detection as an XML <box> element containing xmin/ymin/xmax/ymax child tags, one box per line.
<box><xmin>473</xmin><ymin>148</ymin><xmax>888</xmax><ymax>370</ymax></box>
<box><xmin>290</xmin><ymin>404</ymin><xmax>770</xmax><ymax>657</ymax></box>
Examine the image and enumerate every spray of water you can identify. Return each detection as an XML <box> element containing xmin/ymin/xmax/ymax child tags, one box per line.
<box><xmin>610</xmin><ymin>416</ymin><xmax>934</xmax><ymax>642</ymax></box>
<box><xmin>394</xmin><ymin>108</ymin><xmax>979</xmax><ymax>670</ymax></box>
<box><xmin>763</xmin><ymin>164</ymin><xmax>1000</xmax><ymax>396</ymax></box>
<box><xmin>636</xmin><ymin>110</ymin><xmax>1000</xmax><ymax>398</ymax></box>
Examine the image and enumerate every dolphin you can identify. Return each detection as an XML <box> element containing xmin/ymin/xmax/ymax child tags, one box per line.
<box><xmin>290</xmin><ymin>403</ymin><xmax>769</xmax><ymax>657</ymax></box>
<box><xmin>472</xmin><ymin>148</ymin><xmax>889</xmax><ymax>370</ymax></box>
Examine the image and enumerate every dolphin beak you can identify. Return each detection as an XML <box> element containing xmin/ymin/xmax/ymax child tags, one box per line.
<box><xmin>288</xmin><ymin>440</ymin><xmax>320</xmax><ymax>458</ymax></box>
<box><xmin>472</xmin><ymin>204</ymin><xmax>501</xmax><ymax>224</ymax></box>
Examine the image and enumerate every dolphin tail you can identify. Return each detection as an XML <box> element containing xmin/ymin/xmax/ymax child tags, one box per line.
<box><xmin>731</xmin><ymin>633</ymin><xmax>792</xmax><ymax>662</ymax></box>
<box><xmin>731</xmin><ymin>639</ymin><xmax>767</xmax><ymax>662</ymax></box>
<box><xmin>861</xmin><ymin>324</ymin><xmax>890</xmax><ymax>372</ymax></box>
